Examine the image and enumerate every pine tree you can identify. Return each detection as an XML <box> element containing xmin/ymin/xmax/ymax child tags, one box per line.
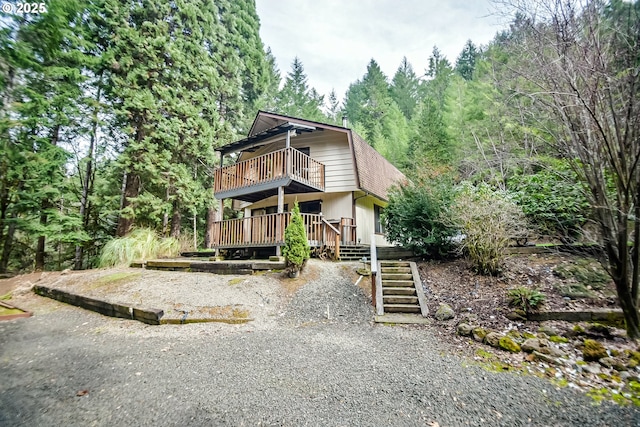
<box><xmin>455</xmin><ymin>40</ymin><xmax>479</xmax><ymax>81</ymax></box>
<box><xmin>0</xmin><ymin>0</ymin><xmax>91</xmax><ymax>271</ymax></box>
<box><xmin>275</xmin><ymin>57</ymin><xmax>326</xmax><ymax>121</ymax></box>
<box><xmin>390</xmin><ymin>57</ymin><xmax>419</xmax><ymax>120</ymax></box>
<box><xmin>282</xmin><ymin>201</ymin><xmax>310</xmax><ymax>275</ymax></box>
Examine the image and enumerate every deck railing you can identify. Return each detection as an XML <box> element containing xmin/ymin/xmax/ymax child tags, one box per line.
<box><xmin>214</xmin><ymin>148</ymin><xmax>325</xmax><ymax>195</ymax></box>
<box><xmin>211</xmin><ymin>213</ymin><xmax>339</xmax><ymax>247</ymax></box>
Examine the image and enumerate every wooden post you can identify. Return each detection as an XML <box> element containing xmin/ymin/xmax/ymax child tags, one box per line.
<box><xmin>334</xmin><ymin>233</ymin><xmax>340</xmax><ymax>259</ymax></box>
<box><xmin>276</xmin><ymin>186</ymin><xmax>285</xmax><ymax>256</ymax></box>
<box><xmin>370</xmin><ymin>234</ymin><xmax>377</xmax><ymax>308</ymax></box>
<box><xmin>215</xmin><ymin>198</ymin><xmax>224</xmax><ymax>257</ymax></box>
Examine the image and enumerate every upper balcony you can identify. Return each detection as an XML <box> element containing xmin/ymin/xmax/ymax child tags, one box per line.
<box><xmin>214</xmin><ymin>147</ymin><xmax>325</xmax><ymax>202</ymax></box>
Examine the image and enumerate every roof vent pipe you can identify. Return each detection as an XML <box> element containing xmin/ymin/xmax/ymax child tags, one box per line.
<box><xmin>342</xmin><ymin>114</ymin><xmax>348</xmax><ymax>128</ymax></box>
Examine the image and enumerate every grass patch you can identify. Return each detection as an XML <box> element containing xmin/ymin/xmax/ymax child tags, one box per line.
<box><xmin>91</xmin><ymin>272</ymin><xmax>141</xmax><ymax>289</ymax></box>
<box><xmin>0</xmin><ymin>306</ymin><xmax>24</xmax><ymax>316</ymax></box>
<box><xmin>227</xmin><ymin>278</ymin><xmax>245</xmax><ymax>286</ymax></box>
<box><xmin>99</xmin><ymin>228</ymin><xmax>180</xmax><ymax>267</ymax></box>
<box><xmin>0</xmin><ymin>292</ymin><xmax>12</xmax><ymax>300</ymax></box>
<box><xmin>553</xmin><ymin>258</ymin><xmax>610</xmax><ymax>290</ymax></box>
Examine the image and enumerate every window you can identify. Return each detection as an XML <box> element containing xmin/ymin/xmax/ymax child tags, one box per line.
<box><xmin>299</xmin><ymin>200</ymin><xmax>321</xmax><ymax>214</ymax></box>
<box><xmin>374</xmin><ymin>204</ymin><xmax>384</xmax><ymax>234</ymax></box>
<box><xmin>296</xmin><ymin>147</ymin><xmax>310</xmax><ymax>156</ymax></box>
<box><xmin>252</xmin><ymin>204</ymin><xmax>288</xmax><ymax>216</ymax></box>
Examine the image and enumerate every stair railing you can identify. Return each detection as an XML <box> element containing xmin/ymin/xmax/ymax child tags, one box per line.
<box><xmin>321</xmin><ymin>218</ymin><xmax>341</xmax><ymax>260</ymax></box>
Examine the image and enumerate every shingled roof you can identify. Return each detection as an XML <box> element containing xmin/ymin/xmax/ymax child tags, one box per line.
<box><xmin>228</xmin><ymin>111</ymin><xmax>406</xmax><ymax>202</ymax></box>
<box><xmin>350</xmin><ymin>131</ymin><xmax>406</xmax><ymax>201</ymax></box>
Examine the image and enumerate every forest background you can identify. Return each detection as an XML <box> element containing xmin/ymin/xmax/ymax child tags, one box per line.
<box><xmin>1</xmin><ymin>1</ymin><xmax>639</xmax><ymax>333</ymax></box>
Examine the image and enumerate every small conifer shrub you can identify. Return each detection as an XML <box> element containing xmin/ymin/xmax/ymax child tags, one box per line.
<box><xmin>282</xmin><ymin>201</ymin><xmax>310</xmax><ymax>277</ymax></box>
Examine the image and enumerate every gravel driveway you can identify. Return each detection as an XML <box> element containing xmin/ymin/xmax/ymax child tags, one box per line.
<box><xmin>1</xmin><ymin>262</ymin><xmax>638</xmax><ymax>426</ymax></box>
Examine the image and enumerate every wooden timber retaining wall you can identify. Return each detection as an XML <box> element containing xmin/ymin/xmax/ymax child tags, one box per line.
<box><xmin>33</xmin><ymin>285</ymin><xmax>163</xmax><ymax>325</ymax></box>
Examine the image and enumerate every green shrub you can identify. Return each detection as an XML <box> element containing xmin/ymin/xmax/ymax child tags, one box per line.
<box><xmin>282</xmin><ymin>201</ymin><xmax>310</xmax><ymax>274</ymax></box>
<box><xmin>508</xmin><ymin>286</ymin><xmax>546</xmax><ymax>315</ymax></box>
<box><xmin>99</xmin><ymin>228</ymin><xmax>180</xmax><ymax>267</ymax></box>
<box><xmin>448</xmin><ymin>182</ymin><xmax>529</xmax><ymax>275</ymax></box>
<box><xmin>383</xmin><ymin>179</ymin><xmax>456</xmax><ymax>257</ymax></box>
<box><xmin>508</xmin><ymin>159</ymin><xmax>590</xmax><ymax>242</ymax></box>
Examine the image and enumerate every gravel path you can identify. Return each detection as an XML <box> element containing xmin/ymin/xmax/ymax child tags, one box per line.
<box><xmin>1</xmin><ymin>263</ymin><xmax>638</xmax><ymax>426</ymax></box>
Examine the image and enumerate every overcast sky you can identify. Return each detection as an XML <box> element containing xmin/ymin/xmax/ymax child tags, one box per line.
<box><xmin>255</xmin><ymin>0</ymin><xmax>508</xmax><ymax>103</ymax></box>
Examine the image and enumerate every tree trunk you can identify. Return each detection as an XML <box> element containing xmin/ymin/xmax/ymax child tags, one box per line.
<box><xmin>204</xmin><ymin>207</ymin><xmax>215</xmax><ymax>248</ymax></box>
<box><xmin>74</xmin><ymin>83</ymin><xmax>101</xmax><ymax>270</ymax></box>
<box><xmin>169</xmin><ymin>201</ymin><xmax>181</xmax><ymax>238</ymax></box>
<box><xmin>0</xmin><ymin>217</ymin><xmax>16</xmax><ymax>274</ymax></box>
<box><xmin>116</xmin><ymin>172</ymin><xmax>140</xmax><ymax>237</ymax></box>
<box><xmin>35</xmin><ymin>124</ymin><xmax>61</xmax><ymax>271</ymax></box>
<box><xmin>35</xmin><ymin>212</ymin><xmax>47</xmax><ymax>271</ymax></box>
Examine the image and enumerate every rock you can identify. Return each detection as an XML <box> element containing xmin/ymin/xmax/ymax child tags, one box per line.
<box><xmin>506</xmin><ymin>311</ymin><xmax>526</xmax><ymax>321</ymax></box>
<box><xmin>472</xmin><ymin>328</ymin><xmax>488</xmax><ymax>343</ymax></box>
<box><xmin>435</xmin><ymin>303</ymin><xmax>455</xmax><ymax>321</ymax></box>
<box><xmin>538</xmin><ymin>325</ymin><xmax>559</xmax><ymax>336</ymax></box>
<box><xmin>521</xmin><ymin>338</ymin><xmax>546</xmax><ymax>353</ymax></box>
<box><xmin>582</xmin><ymin>339</ymin><xmax>608</xmax><ymax>362</ymax></box>
<box><xmin>457</xmin><ymin>323</ymin><xmax>474</xmax><ymax>336</ymax></box>
<box><xmin>533</xmin><ymin>351</ymin><xmax>559</xmax><ymax>365</ymax></box>
<box><xmin>507</xmin><ymin>329</ymin><xmax>524</xmax><ymax>342</ymax></box>
<box><xmin>458</xmin><ymin>312</ymin><xmax>478</xmax><ymax>324</ymax></box>
<box><xmin>582</xmin><ymin>363</ymin><xmax>602</xmax><ymax>375</ymax></box>
<box><xmin>599</xmin><ymin>357</ymin><xmax>627</xmax><ymax>371</ymax></box>
<box><xmin>498</xmin><ymin>336</ymin><xmax>521</xmax><ymax>353</ymax></box>
<box><xmin>484</xmin><ymin>332</ymin><xmax>502</xmax><ymax>348</ymax></box>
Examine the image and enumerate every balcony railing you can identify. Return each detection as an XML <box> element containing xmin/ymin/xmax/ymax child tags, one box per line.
<box><xmin>214</xmin><ymin>147</ymin><xmax>325</xmax><ymax>197</ymax></box>
<box><xmin>211</xmin><ymin>213</ymin><xmax>353</xmax><ymax>251</ymax></box>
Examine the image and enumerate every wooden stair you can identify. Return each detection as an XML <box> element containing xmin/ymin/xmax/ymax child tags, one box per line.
<box><xmin>375</xmin><ymin>261</ymin><xmax>428</xmax><ymax>320</ymax></box>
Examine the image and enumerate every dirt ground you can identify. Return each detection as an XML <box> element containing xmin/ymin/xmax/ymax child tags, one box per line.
<box><xmin>419</xmin><ymin>251</ymin><xmax>620</xmax><ymax>333</ymax></box>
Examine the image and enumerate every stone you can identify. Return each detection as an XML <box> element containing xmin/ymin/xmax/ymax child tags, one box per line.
<box><xmin>582</xmin><ymin>339</ymin><xmax>608</xmax><ymax>362</ymax></box>
<box><xmin>506</xmin><ymin>311</ymin><xmax>526</xmax><ymax>321</ymax></box>
<box><xmin>599</xmin><ymin>357</ymin><xmax>627</xmax><ymax>371</ymax></box>
<box><xmin>521</xmin><ymin>338</ymin><xmax>546</xmax><ymax>353</ymax></box>
<box><xmin>472</xmin><ymin>328</ymin><xmax>488</xmax><ymax>343</ymax></box>
<box><xmin>538</xmin><ymin>325</ymin><xmax>559</xmax><ymax>336</ymax></box>
<box><xmin>484</xmin><ymin>332</ymin><xmax>502</xmax><ymax>348</ymax></box>
<box><xmin>498</xmin><ymin>336</ymin><xmax>521</xmax><ymax>353</ymax></box>
<box><xmin>435</xmin><ymin>303</ymin><xmax>455</xmax><ymax>321</ymax></box>
<box><xmin>458</xmin><ymin>312</ymin><xmax>478</xmax><ymax>324</ymax></box>
<box><xmin>582</xmin><ymin>363</ymin><xmax>602</xmax><ymax>375</ymax></box>
<box><xmin>457</xmin><ymin>323</ymin><xmax>474</xmax><ymax>336</ymax></box>
<box><xmin>532</xmin><ymin>351</ymin><xmax>559</xmax><ymax>365</ymax></box>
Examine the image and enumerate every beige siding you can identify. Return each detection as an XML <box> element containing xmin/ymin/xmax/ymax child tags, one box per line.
<box><xmin>238</xmin><ymin>130</ymin><xmax>358</xmax><ymax>193</ymax></box>
<box><xmin>244</xmin><ymin>192</ymin><xmax>352</xmax><ymax>220</ymax></box>
<box><xmin>355</xmin><ymin>195</ymin><xmax>393</xmax><ymax>246</ymax></box>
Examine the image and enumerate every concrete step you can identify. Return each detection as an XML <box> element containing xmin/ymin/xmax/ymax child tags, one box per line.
<box><xmin>381</xmin><ymin>273</ymin><xmax>413</xmax><ymax>281</ymax></box>
<box><xmin>383</xmin><ymin>304</ymin><xmax>421</xmax><ymax>313</ymax></box>
<box><xmin>382</xmin><ymin>287</ymin><xmax>417</xmax><ymax>296</ymax></box>
<box><xmin>380</xmin><ymin>261</ymin><xmax>411</xmax><ymax>267</ymax></box>
<box><xmin>380</xmin><ymin>266</ymin><xmax>411</xmax><ymax>273</ymax></box>
<box><xmin>381</xmin><ymin>280</ymin><xmax>415</xmax><ymax>287</ymax></box>
<box><xmin>383</xmin><ymin>295</ymin><xmax>419</xmax><ymax>304</ymax></box>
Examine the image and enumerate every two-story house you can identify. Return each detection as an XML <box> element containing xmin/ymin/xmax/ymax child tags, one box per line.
<box><xmin>211</xmin><ymin>111</ymin><xmax>406</xmax><ymax>258</ymax></box>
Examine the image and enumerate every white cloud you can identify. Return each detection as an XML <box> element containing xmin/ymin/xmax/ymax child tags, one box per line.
<box><xmin>256</xmin><ymin>0</ymin><xmax>506</xmax><ymax>102</ymax></box>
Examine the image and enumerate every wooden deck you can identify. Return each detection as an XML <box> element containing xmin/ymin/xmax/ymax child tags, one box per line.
<box><xmin>214</xmin><ymin>147</ymin><xmax>325</xmax><ymax>201</ymax></box>
<box><xmin>210</xmin><ymin>213</ymin><xmax>356</xmax><ymax>251</ymax></box>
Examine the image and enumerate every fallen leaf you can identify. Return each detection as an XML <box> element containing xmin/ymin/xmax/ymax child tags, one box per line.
<box><xmin>76</xmin><ymin>389</ymin><xmax>89</xmax><ymax>397</ymax></box>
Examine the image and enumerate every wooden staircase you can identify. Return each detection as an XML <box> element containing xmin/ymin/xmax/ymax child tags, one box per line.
<box><xmin>375</xmin><ymin>260</ymin><xmax>428</xmax><ymax>322</ymax></box>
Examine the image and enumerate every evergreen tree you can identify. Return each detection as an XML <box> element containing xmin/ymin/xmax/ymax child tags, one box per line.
<box><xmin>275</xmin><ymin>57</ymin><xmax>326</xmax><ymax>121</ymax></box>
<box><xmin>0</xmin><ymin>0</ymin><xmax>91</xmax><ymax>271</ymax></box>
<box><xmin>422</xmin><ymin>45</ymin><xmax>453</xmax><ymax>108</ymax></box>
<box><xmin>326</xmin><ymin>89</ymin><xmax>342</xmax><ymax>125</ymax></box>
<box><xmin>390</xmin><ymin>57</ymin><xmax>419</xmax><ymax>120</ymax></box>
<box><xmin>282</xmin><ymin>201</ymin><xmax>310</xmax><ymax>275</ymax></box>
<box><xmin>455</xmin><ymin>40</ymin><xmax>479</xmax><ymax>81</ymax></box>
